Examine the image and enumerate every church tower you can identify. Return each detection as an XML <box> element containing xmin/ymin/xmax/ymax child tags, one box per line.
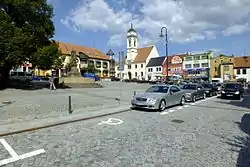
<box><xmin>126</xmin><ymin>23</ymin><xmax>138</xmax><ymax>62</ymax></box>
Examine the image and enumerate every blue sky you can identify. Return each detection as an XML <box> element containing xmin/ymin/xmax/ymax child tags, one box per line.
<box><xmin>48</xmin><ymin>0</ymin><xmax>250</xmax><ymax>58</ymax></box>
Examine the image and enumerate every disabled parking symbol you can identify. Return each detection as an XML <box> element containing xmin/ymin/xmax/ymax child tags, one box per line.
<box><xmin>98</xmin><ymin>118</ymin><xmax>123</xmax><ymax>126</ymax></box>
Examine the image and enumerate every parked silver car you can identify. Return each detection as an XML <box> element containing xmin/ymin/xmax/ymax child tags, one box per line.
<box><xmin>182</xmin><ymin>84</ymin><xmax>206</xmax><ymax>102</ymax></box>
<box><xmin>131</xmin><ymin>85</ymin><xmax>186</xmax><ymax>111</ymax></box>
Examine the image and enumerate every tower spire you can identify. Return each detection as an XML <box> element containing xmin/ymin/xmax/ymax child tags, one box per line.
<box><xmin>131</xmin><ymin>23</ymin><xmax>133</xmax><ymax>29</ymax></box>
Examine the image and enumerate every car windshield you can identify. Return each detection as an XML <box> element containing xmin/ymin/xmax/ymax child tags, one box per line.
<box><xmin>212</xmin><ymin>80</ymin><xmax>219</xmax><ymax>83</ymax></box>
<box><xmin>202</xmin><ymin>84</ymin><xmax>213</xmax><ymax>88</ymax></box>
<box><xmin>224</xmin><ymin>84</ymin><xmax>240</xmax><ymax>89</ymax></box>
<box><xmin>182</xmin><ymin>84</ymin><xmax>197</xmax><ymax>90</ymax></box>
<box><xmin>145</xmin><ymin>86</ymin><xmax>169</xmax><ymax>93</ymax></box>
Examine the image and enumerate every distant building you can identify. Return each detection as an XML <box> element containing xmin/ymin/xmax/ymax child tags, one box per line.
<box><xmin>162</xmin><ymin>54</ymin><xmax>185</xmax><ymax>80</ymax></box>
<box><xmin>55</xmin><ymin>42</ymin><xmax>111</xmax><ymax>78</ymax></box>
<box><xmin>210</xmin><ymin>55</ymin><xmax>234</xmax><ymax>81</ymax></box>
<box><xmin>234</xmin><ymin>56</ymin><xmax>250</xmax><ymax>82</ymax></box>
<box><xmin>146</xmin><ymin>56</ymin><xmax>166</xmax><ymax>81</ymax></box>
<box><xmin>115</xmin><ymin>24</ymin><xmax>160</xmax><ymax>80</ymax></box>
<box><xmin>183</xmin><ymin>51</ymin><xmax>214</xmax><ymax>81</ymax></box>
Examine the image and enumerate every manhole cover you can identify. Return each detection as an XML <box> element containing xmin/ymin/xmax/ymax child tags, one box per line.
<box><xmin>171</xmin><ymin>119</ymin><xmax>185</xmax><ymax>123</ymax></box>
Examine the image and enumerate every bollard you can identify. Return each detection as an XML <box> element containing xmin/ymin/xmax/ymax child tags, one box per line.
<box><xmin>134</xmin><ymin>91</ymin><xmax>136</xmax><ymax>96</ymax></box>
<box><xmin>69</xmin><ymin>96</ymin><xmax>72</xmax><ymax>114</ymax></box>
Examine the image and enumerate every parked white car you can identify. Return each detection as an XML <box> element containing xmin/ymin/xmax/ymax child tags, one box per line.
<box><xmin>9</xmin><ymin>71</ymin><xmax>33</xmax><ymax>82</ymax></box>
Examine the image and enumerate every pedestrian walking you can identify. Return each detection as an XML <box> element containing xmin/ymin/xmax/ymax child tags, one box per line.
<box><xmin>49</xmin><ymin>73</ymin><xmax>56</xmax><ymax>90</ymax></box>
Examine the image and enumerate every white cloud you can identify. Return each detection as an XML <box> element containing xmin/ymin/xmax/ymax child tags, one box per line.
<box><xmin>222</xmin><ymin>23</ymin><xmax>250</xmax><ymax>36</ymax></box>
<box><xmin>61</xmin><ymin>0</ymin><xmax>250</xmax><ymax>47</ymax></box>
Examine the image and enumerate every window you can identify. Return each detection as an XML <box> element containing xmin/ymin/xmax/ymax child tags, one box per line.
<box><xmin>221</xmin><ymin>60</ymin><xmax>223</xmax><ymax>63</ymax></box>
<box><xmin>214</xmin><ymin>67</ymin><xmax>217</xmax><ymax>72</ymax></box>
<box><xmin>135</xmin><ymin>64</ymin><xmax>137</xmax><ymax>68</ymax></box>
<box><xmin>194</xmin><ymin>56</ymin><xmax>200</xmax><ymax>60</ymax></box>
<box><xmin>229</xmin><ymin>59</ymin><xmax>232</xmax><ymax>62</ymax></box>
<box><xmin>18</xmin><ymin>72</ymin><xmax>25</xmax><ymax>76</ymax></box>
<box><xmin>129</xmin><ymin>39</ymin><xmax>131</xmax><ymax>47</ymax></box>
<box><xmin>214</xmin><ymin>60</ymin><xmax>217</xmax><ymax>63</ymax></box>
<box><xmin>141</xmin><ymin>64</ymin><xmax>143</xmax><ymax>68</ymax></box>
<box><xmin>185</xmin><ymin>56</ymin><xmax>192</xmax><ymax>61</ymax></box>
<box><xmin>156</xmin><ymin>67</ymin><xmax>162</xmax><ymax>71</ymax></box>
<box><xmin>134</xmin><ymin>40</ymin><xmax>136</xmax><ymax>47</ymax></box>
<box><xmin>193</xmin><ymin>63</ymin><xmax>200</xmax><ymax>68</ymax></box>
<box><xmin>141</xmin><ymin>72</ymin><xmax>143</xmax><ymax>76</ymax></box>
<box><xmin>170</xmin><ymin>86</ymin><xmax>180</xmax><ymax>93</ymax></box>
<box><xmin>196</xmin><ymin>71</ymin><xmax>200</xmax><ymax>74</ymax></box>
<box><xmin>237</xmin><ymin>69</ymin><xmax>241</xmax><ymax>74</ymax></box>
<box><xmin>201</xmin><ymin>63</ymin><xmax>209</xmax><ymax>67</ymax></box>
<box><xmin>224</xmin><ymin>65</ymin><xmax>229</xmax><ymax>71</ymax></box>
<box><xmin>135</xmin><ymin>72</ymin><xmax>137</xmax><ymax>77</ymax></box>
<box><xmin>128</xmin><ymin>65</ymin><xmax>131</xmax><ymax>69</ymax></box>
<box><xmin>242</xmin><ymin>69</ymin><xmax>247</xmax><ymax>74</ymax></box>
<box><xmin>201</xmin><ymin>55</ymin><xmax>208</xmax><ymax>59</ymax></box>
<box><xmin>185</xmin><ymin>64</ymin><xmax>192</xmax><ymax>68</ymax></box>
<box><xmin>148</xmin><ymin>68</ymin><xmax>153</xmax><ymax>72</ymax></box>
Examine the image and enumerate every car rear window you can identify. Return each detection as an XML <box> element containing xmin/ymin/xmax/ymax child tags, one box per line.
<box><xmin>182</xmin><ymin>84</ymin><xmax>197</xmax><ymax>90</ymax></box>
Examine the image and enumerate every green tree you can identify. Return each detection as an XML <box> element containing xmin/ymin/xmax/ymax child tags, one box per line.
<box><xmin>34</xmin><ymin>42</ymin><xmax>61</xmax><ymax>70</ymax></box>
<box><xmin>0</xmin><ymin>0</ymin><xmax>55</xmax><ymax>89</ymax></box>
<box><xmin>65</xmin><ymin>51</ymin><xmax>78</xmax><ymax>72</ymax></box>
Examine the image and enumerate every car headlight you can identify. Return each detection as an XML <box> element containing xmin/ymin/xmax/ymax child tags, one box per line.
<box><xmin>235</xmin><ymin>91</ymin><xmax>240</xmax><ymax>94</ymax></box>
<box><xmin>147</xmin><ymin>98</ymin><xmax>157</xmax><ymax>103</ymax></box>
<box><xmin>221</xmin><ymin>91</ymin><xmax>225</xmax><ymax>93</ymax></box>
<box><xmin>206</xmin><ymin>91</ymin><xmax>209</xmax><ymax>93</ymax></box>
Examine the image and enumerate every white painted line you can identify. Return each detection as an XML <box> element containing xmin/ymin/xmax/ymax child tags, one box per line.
<box><xmin>0</xmin><ymin>149</ymin><xmax>45</xmax><ymax>166</ymax></box>
<box><xmin>190</xmin><ymin>103</ymin><xmax>195</xmax><ymax>105</ymax></box>
<box><xmin>177</xmin><ymin>107</ymin><xmax>183</xmax><ymax>110</ymax></box>
<box><xmin>0</xmin><ymin>139</ymin><xmax>18</xmax><ymax>157</ymax></box>
<box><xmin>169</xmin><ymin>109</ymin><xmax>175</xmax><ymax>112</ymax></box>
<box><xmin>160</xmin><ymin>111</ymin><xmax>169</xmax><ymax>115</ymax></box>
<box><xmin>184</xmin><ymin>105</ymin><xmax>189</xmax><ymax>107</ymax></box>
<box><xmin>98</xmin><ymin>118</ymin><xmax>123</xmax><ymax>125</ymax></box>
<box><xmin>18</xmin><ymin>149</ymin><xmax>45</xmax><ymax>160</ymax></box>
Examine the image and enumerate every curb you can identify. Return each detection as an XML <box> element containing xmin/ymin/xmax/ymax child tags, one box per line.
<box><xmin>0</xmin><ymin>107</ymin><xmax>131</xmax><ymax>137</ymax></box>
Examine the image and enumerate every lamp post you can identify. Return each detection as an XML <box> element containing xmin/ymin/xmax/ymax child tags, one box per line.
<box><xmin>160</xmin><ymin>27</ymin><xmax>168</xmax><ymax>82</ymax></box>
<box><xmin>106</xmin><ymin>49</ymin><xmax>115</xmax><ymax>77</ymax></box>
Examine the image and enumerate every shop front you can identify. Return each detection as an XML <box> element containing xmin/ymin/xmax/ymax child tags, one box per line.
<box><xmin>184</xmin><ymin>68</ymin><xmax>210</xmax><ymax>81</ymax></box>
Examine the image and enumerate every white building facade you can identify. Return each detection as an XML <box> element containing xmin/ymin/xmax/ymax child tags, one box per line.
<box><xmin>115</xmin><ymin>24</ymin><xmax>160</xmax><ymax>80</ymax></box>
<box><xmin>183</xmin><ymin>51</ymin><xmax>214</xmax><ymax>81</ymax></box>
<box><xmin>235</xmin><ymin>68</ymin><xmax>250</xmax><ymax>82</ymax></box>
<box><xmin>146</xmin><ymin>56</ymin><xmax>166</xmax><ymax>81</ymax></box>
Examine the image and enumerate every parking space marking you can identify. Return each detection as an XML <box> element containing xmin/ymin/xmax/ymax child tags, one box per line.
<box><xmin>0</xmin><ymin>138</ymin><xmax>45</xmax><ymax>166</ymax></box>
<box><xmin>160</xmin><ymin>96</ymin><xmax>218</xmax><ymax>116</ymax></box>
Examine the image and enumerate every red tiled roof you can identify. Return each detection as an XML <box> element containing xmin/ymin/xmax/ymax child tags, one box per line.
<box><xmin>57</xmin><ymin>42</ymin><xmax>110</xmax><ymax>60</ymax></box>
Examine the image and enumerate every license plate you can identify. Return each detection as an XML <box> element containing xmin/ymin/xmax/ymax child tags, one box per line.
<box><xmin>226</xmin><ymin>94</ymin><xmax>233</xmax><ymax>96</ymax></box>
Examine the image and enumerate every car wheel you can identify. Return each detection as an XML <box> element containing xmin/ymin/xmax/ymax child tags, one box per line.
<box><xmin>192</xmin><ymin>95</ymin><xmax>196</xmax><ymax>102</ymax></box>
<box><xmin>180</xmin><ymin>96</ymin><xmax>185</xmax><ymax>106</ymax></box>
<box><xmin>203</xmin><ymin>93</ymin><xmax>206</xmax><ymax>99</ymax></box>
<box><xmin>236</xmin><ymin>95</ymin><xmax>241</xmax><ymax>100</ymax></box>
<box><xmin>158</xmin><ymin>100</ymin><xmax>166</xmax><ymax>111</ymax></box>
<box><xmin>209</xmin><ymin>92</ymin><xmax>213</xmax><ymax>97</ymax></box>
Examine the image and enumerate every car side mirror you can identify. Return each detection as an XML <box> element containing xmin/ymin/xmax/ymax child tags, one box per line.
<box><xmin>169</xmin><ymin>91</ymin><xmax>173</xmax><ymax>95</ymax></box>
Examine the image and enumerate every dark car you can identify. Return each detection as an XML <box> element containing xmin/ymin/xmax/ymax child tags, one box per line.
<box><xmin>182</xmin><ymin>84</ymin><xmax>206</xmax><ymax>102</ymax></box>
<box><xmin>202</xmin><ymin>83</ymin><xmax>218</xmax><ymax>97</ymax></box>
<box><xmin>221</xmin><ymin>82</ymin><xmax>244</xmax><ymax>99</ymax></box>
<box><xmin>111</xmin><ymin>77</ymin><xmax>120</xmax><ymax>81</ymax></box>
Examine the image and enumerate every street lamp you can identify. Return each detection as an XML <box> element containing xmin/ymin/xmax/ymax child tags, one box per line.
<box><xmin>159</xmin><ymin>27</ymin><xmax>168</xmax><ymax>82</ymax></box>
<box><xmin>106</xmin><ymin>49</ymin><xmax>115</xmax><ymax>77</ymax></box>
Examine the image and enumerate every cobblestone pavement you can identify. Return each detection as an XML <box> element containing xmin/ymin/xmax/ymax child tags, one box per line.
<box><xmin>0</xmin><ymin>81</ymin><xmax>149</xmax><ymax>124</ymax></box>
<box><xmin>0</xmin><ymin>93</ymin><xmax>249</xmax><ymax>167</ymax></box>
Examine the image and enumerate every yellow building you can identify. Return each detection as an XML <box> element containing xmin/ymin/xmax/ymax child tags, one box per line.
<box><xmin>210</xmin><ymin>55</ymin><xmax>235</xmax><ymax>81</ymax></box>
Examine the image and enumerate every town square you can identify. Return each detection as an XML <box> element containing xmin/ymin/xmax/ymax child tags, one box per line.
<box><xmin>1</xmin><ymin>0</ymin><xmax>250</xmax><ymax>167</ymax></box>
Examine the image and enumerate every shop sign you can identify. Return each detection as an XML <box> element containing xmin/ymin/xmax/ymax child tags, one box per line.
<box><xmin>171</xmin><ymin>56</ymin><xmax>182</xmax><ymax>64</ymax></box>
